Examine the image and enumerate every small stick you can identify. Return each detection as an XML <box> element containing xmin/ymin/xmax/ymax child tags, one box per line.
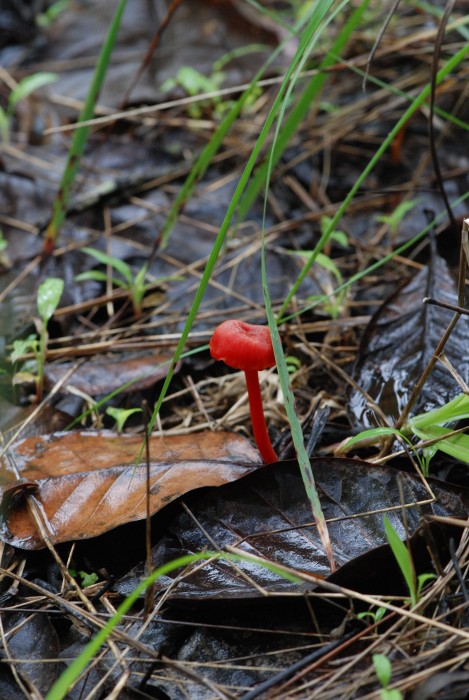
<box><xmin>142</xmin><ymin>401</ymin><xmax>155</xmax><ymax>619</ymax></box>
<box><xmin>423</xmin><ymin>297</ymin><xmax>469</xmax><ymax>317</ymax></box>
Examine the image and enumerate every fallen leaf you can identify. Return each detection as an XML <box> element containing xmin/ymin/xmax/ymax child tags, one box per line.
<box><xmin>0</xmin><ymin>430</ymin><xmax>261</xmax><ymax>549</ymax></box>
<box><xmin>44</xmin><ymin>350</ymin><xmax>178</xmax><ymax>396</ymax></box>
<box><xmin>0</xmin><ymin>613</ymin><xmax>61</xmax><ymax>695</ymax></box>
<box><xmin>350</xmin><ymin>254</ymin><xmax>469</xmax><ymax>428</ymax></box>
<box><xmin>115</xmin><ymin>458</ymin><xmax>468</xmax><ymax>600</ymax></box>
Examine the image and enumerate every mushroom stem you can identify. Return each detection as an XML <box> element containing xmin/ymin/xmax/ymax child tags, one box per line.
<box><xmin>244</xmin><ymin>369</ymin><xmax>278</xmax><ymax>463</ymax></box>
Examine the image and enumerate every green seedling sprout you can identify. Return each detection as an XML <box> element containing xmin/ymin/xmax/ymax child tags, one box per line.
<box><xmin>372</xmin><ymin>654</ymin><xmax>403</xmax><ymax>700</ymax></box>
<box><xmin>106</xmin><ymin>407</ymin><xmax>142</xmax><ymax>433</ymax></box>
<box><xmin>76</xmin><ymin>247</ymin><xmax>180</xmax><ymax>316</ymax></box>
<box><xmin>357</xmin><ymin>605</ymin><xmax>387</xmax><ymax>625</ymax></box>
<box><xmin>376</xmin><ymin>198</ymin><xmax>419</xmax><ymax>238</ymax></box>
<box><xmin>161</xmin><ymin>44</ymin><xmax>266</xmax><ymax>119</ymax></box>
<box><xmin>0</xmin><ymin>72</ymin><xmax>58</xmax><ymax>143</ymax></box>
<box><xmin>383</xmin><ymin>515</ymin><xmax>436</xmax><ymax>608</ymax></box>
<box><xmin>43</xmin><ymin>0</ymin><xmax>128</xmax><ymax>253</ymax></box>
<box><xmin>11</xmin><ymin>277</ymin><xmax>64</xmax><ymax>402</ymax></box>
<box><xmin>69</xmin><ymin>567</ymin><xmax>99</xmax><ymax>588</ymax></box>
<box><xmin>161</xmin><ymin>66</ymin><xmax>225</xmax><ymax>118</ymax></box>
<box><xmin>36</xmin><ymin>0</ymin><xmax>70</xmax><ymax>28</ymax></box>
<box><xmin>408</xmin><ymin>394</ymin><xmax>469</xmax><ymax>464</ymax></box>
<box><xmin>345</xmin><ymin>394</ymin><xmax>469</xmax><ymax>476</ymax></box>
<box><xmin>289</xmin><ymin>248</ymin><xmax>347</xmax><ymax>319</ymax></box>
<box><xmin>383</xmin><ymin>515</ymin><xmax>418</xmax><ymax>607</ymax></box>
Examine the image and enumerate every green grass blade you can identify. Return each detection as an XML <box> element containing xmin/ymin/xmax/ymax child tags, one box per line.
<box><xmin>43</xmin><ymin>0</ymin><xmax>128</xmax><ymax>252</ymax></box>
<box><xmin>146</xmin><ymin>3</ymin><xmax>339</xmax><ymax>439</ymax></box>
<box><xmin>45</xmin><ymin>551</ymin><xmax>301</xmax><ymax>700</ymax></box>
<box><xmin>80</xmin><ymin>246</ymin><xmax>133</xmax><ymax>285</ymax></box>
<box><xmin>345</xmin><ymin>427</ymin><xmax>404</xmax><ymax>448</ymax></box>
<box><xmin>334</xmin><ymin>48</ymin><xmax>469</xmax><ymax>132</ymax></box>
<box><xmin>411</xmin><ymin>424</ymin><xmax>469</xmax><ymax>463</ymax></box>
<box><xmin>160</xmin><ymin>63</ymin><xmax>269</xmax><ymax>247</ymax></box>
<box><xmin>278</xmin><ymin>39</ymin><xmax>469</xmax><ymax>319</ymax></box>
<box><xmin>256</xmin><ymin>1</ymin><xmax>347</xmax><ymax>572</ymax></box>
<box><xmin>279</xmin><ymin>191</ymin><xmax>469</xmax><ymax>324</ymax></box>
<box><xmin>263</xmin><ymin>252</ymin><xmax>336</xmax><ymax>570</ymax></box>
<box><xmin>8</xmin><ymin>72</ymin><xmax>58</xmax><ymax>112</ymax></box>
<box><xmin>409</xmin><ymin>394</ymin><xmax>469</xmax><ymax>430</ymax></box>
<box><xmin>238</xmin><ymin>0</ymin><xmax>371</xmax><ymax>220</ymax></box>
<box><xmin>383</xmin><ymin>514</ymin><xmax>417</xmax><ymax>606</ymax></box>
<box><xmin>159</xmin><ymin>5</ymin><xmax>319</xmax><ymax>247</ymax></box>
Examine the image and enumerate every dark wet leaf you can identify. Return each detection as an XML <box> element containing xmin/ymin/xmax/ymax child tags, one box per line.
<box><xmin>0</xmin><ymin>612</ymin><xmax>61</xmax><ymax>695</ymax></box>
<box><xmin>44</xmin><ymin>350</ymin><xmax>178</xmax><ymax>396</ymax></box>
<box><xmin>115</xmin><ymin>458</ymin><xmax>467</xmax><ymax>600</ymax></box>
<box><xmin>0</xmin><ymin>430</ymin><xmax>261</xmax><ymax>549</ymax></box>
<box><xmin>411</xmin><ymin>672</ymin><xmax>469</xmax><ymax>700</ymax></box>
<box><xmin>350</xmin><ymin>254</ymin><xmax>469</xmax><ymax>428</ymax></box>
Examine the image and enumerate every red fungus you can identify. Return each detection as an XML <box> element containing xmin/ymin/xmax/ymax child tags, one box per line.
<box><xmin>210</xmin><ymin>320</ymin><xmax>279</xmax><ymax>463</ymax></box>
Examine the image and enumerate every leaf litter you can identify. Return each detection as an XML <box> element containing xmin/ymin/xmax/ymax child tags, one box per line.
<box><xmin>350</xmin><ymin>249</ymin><xmax>469</xmax><ymax>428</ymax></box>
<box><xmin>0</xmin><ymin>430</ymin><xmax>261</xmax><ymax>548</ymax></box>
<box><xmin>0</xmin><ymin>1</ymin><xmax>469</xmax><ymax>698</ymax></box>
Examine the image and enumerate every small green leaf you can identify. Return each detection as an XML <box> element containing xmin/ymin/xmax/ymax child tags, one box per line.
<box><xmin>36</xmin><ymin>0</ymin><xmax>70</xmax><ymax>27</ymax></box>
<box><xmin>409</xmin><ymin>394</ymin><xmax>469</xmax><ymax>430</ymax></box>
<box><xmin>412</xmin><ymin>424</ymin><xmax>469</xmax><ymax>464</ymax></box>
<box><xmin>75</xmin><ymin>270</ymin><xmax>127</xmax><ymax>289</ymax></box>
<box><xmin>37</xmin><ymin>277</ymin><xmax>64</xmax><ymax>322</ymax></box>
<box><xmin>131</xmin><ymin>265</ymin><xmax>148</xmax><ymax>311</ymax></box>
<box><xmin>106</xmin><ymin>407</ymin><xmax>141</xmax><ymax>433</ymax></box>
<box><xmin>345</xmin><ymin>427</ymin><xmax>403</xmax><ymax>449</ymax></box>
<box><xmin>381</xmin><ymin>690</ymin><xmax>403</xmax><ymax>700</ymax></box>
<box><xmin>417</xmin><ymin>572</ymin><xmax>437</xmax><ymax>597</ymax></box>
<box><xmin>81</xmin><ymin>247</ymin><xmax>133</xmax><ymax>286</ymax></box>
<box><xmin>177</xmin><ymin>66</ymin><xmax>219</xmax><ymax>95</ymax></box>
<box><xmin>0</xmin><ymin>107</ymin><xmax>9</xmax><ymax>142</ymax></box>
<box><xmin>9</xmin><ymin>72</ymin><xmax>58</xmax><ymax>111</ymax></box>
<box><xmin>376</xmin><ymin>199</ymin><xmax>418</xmax><ymax>235</ymax></box>
<box><xmin>77</xmin><ymin>570</ymin><xmax>99</xmax><ymax>587</ymax></box>
<box><xmin>383</xmin><ymin>515</ymin><xmax>416</xmax><ymax>606</ymax></box>
<box><xmin>11</xmin><ymin>335</ymin><xmax>38</xmax><ymax>364</ymax></box>
<box><xmin>357</xmin><ymin>606</ymin><xmax>387</xmax><ymax>624</ymax></box>
<box><xmin>316</xmin><ymin>252</ymin><xmax>342</xmax><ymax>282</ymax></box>
<box><xmin>373</xmin><ymin>654</ymin><xmax>392</xmax><ymax>688</ymax></box>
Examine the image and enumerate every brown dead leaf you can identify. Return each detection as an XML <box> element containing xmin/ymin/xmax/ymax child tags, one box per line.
<box><xmin>0</xmin><ymin>430</ymin><xmax>261</xmax><ymax>549</ymax></box>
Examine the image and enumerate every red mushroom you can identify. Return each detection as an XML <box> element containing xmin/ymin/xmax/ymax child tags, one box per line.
<box><xmin>210</xmin><ymin>320</ymin><xmax>279</xmax><ymax>463</ymax></box>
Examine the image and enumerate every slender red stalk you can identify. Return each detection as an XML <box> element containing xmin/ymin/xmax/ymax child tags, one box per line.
<box><xmin>244</xmin><ymin>369</ymin><xmax>278</xmax><ymax>463</ymax></box>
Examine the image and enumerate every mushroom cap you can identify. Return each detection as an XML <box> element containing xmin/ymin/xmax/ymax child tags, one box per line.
<box><xmin>210</xmin><ymin>320</ymin><xmax>275</xmax><ymax>371</ymax></box>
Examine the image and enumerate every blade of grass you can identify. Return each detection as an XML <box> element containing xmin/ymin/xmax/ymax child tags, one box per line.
<box><xmin>159</xmin><ymin>38</ymin><xmax>282</xmax><ymax>248</ymax></box>
<box><xmin>411</xmin><ymin>424</ymin><xmax>469</xmax><ymax>462</ymax></box>
<box><xmin>43</xmin><ymin>0</ymin><xmax>128</xmax><ymax>254</ymax></box>
<box><xmin>383</xmin><ymin>514</ymin><xmax>417</xmax><ymax>606</ymax></box>
<box><xmin>279</xmin><ymin>191</ymin><xmax>469</xmax><ymax>324</ymax></box>
<box><xmin>45</xmin><ymin>551</ymin><xmax>301</xmax><ymax>700</ymax></box>
<box><xmin>238</xmin><ymin>0</ymin><xmax>371</xmax><ymax>221</ymax></box>
<box><xmin>79</xmin><ymin>246</ymin><xmax>133</xmax><ymax>285</ymax></box>
<box><xmin>160</xmin><ymin>0</ymin><xmax>338</xmax><ymax>248</ymax></box>
<box><xmin>257</xmin><ymin>2</ymin><xmax>351</xmax><ymax>573</ymax></box>
<box><xmin>277</xmin><ymin>39</ymin><xmax>469</xmax><ymax>320</ymax></box>
<box><xmin>332</xmin><ymin>45</ymin><xmax>469</xmax><ymax>132</ymax></box>
<box><xmin>409</xmin><ymin>394</ymin><xmax>469</xmax><ymax>430</ymax></box>
<box><xmin>263</xmin><ymin>258</ymin><xmax>336</xmax><ymax>570</ymax></box>
<box><xmin>145</xmin><ymin>1</ymin><xmax>338</xmax><ymax>441</ymax></box>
